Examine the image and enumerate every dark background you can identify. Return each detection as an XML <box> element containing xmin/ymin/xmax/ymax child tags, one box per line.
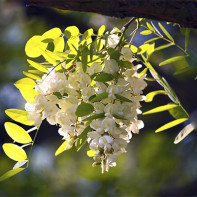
<box><xmin>0</xmin><ymin>0</ymin><xmax>197</xmax><ymax>196</ymax></box>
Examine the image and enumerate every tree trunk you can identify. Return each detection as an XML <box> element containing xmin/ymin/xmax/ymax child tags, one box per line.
<box><xmin>27</xmin><ymin>0</ymin><xmax>197</xmax><ymax>28</ymax></box>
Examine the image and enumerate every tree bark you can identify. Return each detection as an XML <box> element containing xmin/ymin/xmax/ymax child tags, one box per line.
<box><xmin>27</xmin><ymin>0</ymin><xmax>197</xmax><ymax>28</ymax></box>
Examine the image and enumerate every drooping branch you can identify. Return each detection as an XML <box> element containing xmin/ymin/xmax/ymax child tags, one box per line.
<box><xmin>27</xmin><ymin>0</ymin><xmax>197</xmax><ymax>28</ymax></box>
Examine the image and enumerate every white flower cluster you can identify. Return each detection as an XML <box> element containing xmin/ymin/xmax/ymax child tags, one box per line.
<box><xmin>24</xmin><ymin>33</ymin><xmax>147</xmax><ymax>173</ymax></box>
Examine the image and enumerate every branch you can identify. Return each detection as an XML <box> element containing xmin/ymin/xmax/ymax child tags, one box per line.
<box><xmin>27</xmin><ymin>0</ymin><xmax>197</xmax><ymax>28</ymax></box>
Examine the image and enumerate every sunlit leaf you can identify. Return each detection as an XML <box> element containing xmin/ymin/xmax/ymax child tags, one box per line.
<box><xmin>159</xmin><ymin>56</ymin><xmax>185</xmax><ymax>66</ymax></box>
<box><xmin>158</xmin><ymin>22</ymin><xmax>174</xmax><ymax>42</ymax></box>
<box><xmin>64</xmin><ymin>26</ymin><xmax>80</xmax><ymax>38</ymax></box>
<box><xmin>146</xmin><ymin>22</ymin><xmax>155</xmax><ymax>32</ymax></box>
<box><xmin>0</xmin><ymin>168</ymin><xmax>26</xmax><ymax>182</ymax></box>
<box><xmin>174</xmin><ymin>123</ymin><xmax>194</xmax><ymax>144</ymax></box>
<box><xmin>25</xmin><ymin>35</ymin><xmax>48</xmax><ymax>58</ymax></box>
<box><xmin>41</xmin><ymin>27</ymin><xmax>62</xmax><ymax>41</ymax></box>
<box><xmin>27</xmin><ymin>59</ymin><xmax>48</xmax><ymax>73</ymax></box>
<box><xmin>4</xmin><ymin>122</ymin><xmax>32</xmax><ymax>144</ymax></box>
<box><xmin>98</xmin><ymin>25</ymin><xmax>105</xmax><ymax>36</ymax></box>
<box><xmin>87</xmin><ymin>150</ymin><xmax>96</xmax><ymax>157</ymax></box>
<box><xmin>155</xmin><ymin>118</ymin><xmax>187</xmax><ymax>133</ymax></box>
<box><xmin>53</xmin><ymin>37</ymin><xmax>65</xmax><ymax>52</ymax></box>
<box><xmin>137</xmin><ymin>44</ymin><xmax>151</xmax><ymax>54</ymax></box>
<box><xmin>145</xmin><ymin>37</ymin><xmax>160</xmax><ymax>43</ymax></box>
<box><xmin>130</xmin><ymin>45</ymin><xmax>138</xmax><ymax>53</ymax></box>
<box><xmin>140</xmin><ymin>30</ymin><xmax>152</xmax><ymax>35</ymax></box>
<box><xmin>15</xmin><ymin>78</ymin><xmax>38</xmax><ymax>103</ymax></box>
<box><xmin>81</xmin><ymin>46</ymin><xmax>89</xmax><ymax>72</ymax></box>
<box><xmin>3</xmin><ymin>143</ymin><xmax>27</xmax><ymax>161</ymax></box>
<box><xmin>55</xmin><ymin>140</ymin><xmax>68</xmax><ymax>156</ymax></box>
<box><xmin>41</xmin><ymin>50</ymin><xmax>57</xmax><ymax>65</ymax></box>
<box><xmin>5</xmin><ymin>109</ymin><xmax>34</xmax><ymax>126</ymax></box>
<box><xmin>143</xmin><ymin>103</ymin><xmax>178</xmax><ymax>115</ymax></box>
<box><xmin>75</xmin><ymin>103</ymin><xmax>94</xmax><ymax>117</ymax></box>
<box><xmin>145</xmin><ymin>90</ymin><xmax>167</xmax><ymax>102</ymax></box>
<box><xmin>23</xmin><ymin>71</ymin><xmax>41</xmax><ymax>80</ymax></box>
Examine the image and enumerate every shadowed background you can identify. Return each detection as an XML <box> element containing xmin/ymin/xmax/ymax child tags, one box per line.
<box><xmin>0</xmin><ymin>0</ymin><xmax>197</xmax><ymax>196</ymax></box>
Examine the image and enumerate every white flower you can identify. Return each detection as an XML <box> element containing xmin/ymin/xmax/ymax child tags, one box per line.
<box><xmin>87</xmin><ymin>63</ymin><xmax>103</xmax><ymax>75</ymax></box>
<box><xmin>120</xmin><ymin>47</ymin><xmax>133</xmax><ymax>62</ymax></box>
<box><xmin>81</xmin><ymin>87</ymin><xmax>95</xmax><ymax>102</ymax></box>
<box><xmin>103</xmin><ymin>59</ymin><xmax>119</xmax><ymax>74</ymax></box>
<box><xmin>106</xmin><ymin>32</ymin><xmax>120</xmax><ymax>48</ymax></box>
<box><xmin>102</xmin><ymin>118</ymin><xmax>116</xmax><ymax>132</ymax></box>
<box><xmin>94</xmin><ymin>102</ymin><xmax>105</xmax><ymax>114</ymax></box>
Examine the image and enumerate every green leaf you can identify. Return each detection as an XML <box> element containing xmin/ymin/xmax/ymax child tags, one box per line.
<box><xmin>89</xmin><ymin>42</ymin><xmax>94</xmax><ymax>61</ymax></box>
<box><xmin>169</xmin><ymin>106</ymin><xmax>189</xmax><ymax>119</ymax></box>
<box><xmin>90</xmin><ymin>92</ymin><xmax>109</xmax><ymax>102</ymax></box>
<box><xmin>155</xmin><ymin>118</ymin><xmax>187</xmax><ymax>133</ymax></box>
<box><xmin>94</xmin><ymin>72</ymin><xmax>114</xmax><ymax>82</ymax></box>
<box><xmin>185</xmin><ymin>28</ymin><xmax>190</xmax><ymax>51</ymax></box>
<box><xmin>174</xmin><ymin>123</ymin><xmax>194</xmax><ymax>144</ymax></box>
<box><xmin>83</xmin><ymin>113</ymin><xmax>105</xmax><ymax>121</ymax></box>
<box><xmin>113</xmin><ymin>114</ymin><xmax>127</xmax><ymax>120</ymax></box>
<box><xmin>174</xmin><ymin>66</ymin><xmax>197</xmax><ymax>75</ymax></box>
<box><xmin>140</xmin><ymin>30</ymin><xmax>152</xmax><ymax>35</ymax></box>
<box><xmin>0</xmin><ymin>168</ymin><xmax>26</xmax><ymax>182</ymax></box>
<box><xmin>55</xmin><ymin>140</ymin><xmax>68</xmax><ymax>156</ymax></box>
<box><xmin>3</xmin><ymin>143</ymin><xmax>27</xmax><ymax>161</ymax></box>
<box><xmin>154</xmin><ymin>43</ymin><xmax>174</xmax><ymax>52</ymax></box>
<box><xmin>81</xmin><ymin>47</ymin><xmax>89</xmax><ymax>72</ymax></box>
<box><xmin>82</xmin><ymin>28</ymin><xmax>93</xmax><ymax>40</ymax></box>
<box><xmin>158</xmin><ymin>22</ymin><xmax>174</xmax><ymax>42</ymax></box>
<box><xmin>115</xmin><ymin>94</ymin><xmax>132</xmax><ymax>103</ymax></box>
<box><xmin>159</xmin><ymin>56</ymin><xmax>185</xmax><ymax>66</ymax></box>
<box><xmin>5</xmin><ymin>109</ymin><xmax>34</xmax><ymax>126</ymax></box>
<box><xmin>87</xmin><ymin>150</ymin><xmax>96</xmax><ymax>157</ymax></box>
<box><xmin>143</xmin><ymin>103</ymin><xmax>178</xmax><ymax>115</ymax></box>
<box><xmin>27</xmin><ymin>59</ymin><xmax>48</xmax><ymax>73</ymax></box>
<box><xmin>76</xmin><ymin>126</ymin><xmax>92</xmax><ymax>151</ymax></box>
<box><xmin>145</xmin><ymin>90</ymin><xmax>167</xmax><ymax>102</ymax></box>
<box><xmin>75</xmin><ymin>103</ymin><xmax>94</xmax><ymax>117</ymax></box>
<box><xmin>4</xmin><ymin>122</ymin><xmax>32</xmax><ymax>144</ymax></box>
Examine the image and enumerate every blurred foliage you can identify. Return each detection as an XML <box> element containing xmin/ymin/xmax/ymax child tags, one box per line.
<box><xmin>0</xmin><ymin>0</ymin><xmax>197</xmax><ymax>196</ymax></box>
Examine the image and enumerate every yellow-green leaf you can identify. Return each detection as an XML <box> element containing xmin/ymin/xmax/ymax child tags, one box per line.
<box><xmin>145</xmin><ymin>90</ymin><xmax>167</xmax><ymax>102</ymax></box>
<box><xmin>5</xmin><ymin>109</ymin><xmax>33</xmax><ymax>126</ymax></box>
<box><xmin>140</xmin><ymin>30</ymin><xmax>152</xmax><ymax>35</ymax></box>
<box><xmin>55</xmin><ymin>140</ymin><xmax>68</xmax><ymax>156</ymax></box>
<box><xmin>23</xmin><ymin>71</ymin><xmax>41</xmax><ymax>80</ymax></box>
<box><xmin>146</xmin><ymin>22</ymin><xmax>155</xmax><ymax>32</ymax></box>
<box><xmin>87</xmin><ymin>150</ymin><xmax>96</xmax><ymax>157</ymax></box>
<box><xmin>25</xmin><ymin>35</ymin><xmax>48</xmax><ymax>58</ymax></box>
<box><xmin>4</xmin><ymin>122</ymin><xmax>32</xmax><ymax>144</ymax></box>
<box><xmin>174</xmin><ymin>123</ymin><xmax>194</xmax><ymax>144</ymax></box>
<box><xmin>143</xmin><ymin>103</ymin><xmax>178</xmax><ymax>115</ymax></box>
<box><xmin>41</xmin><ymin>50</ymin><xmax>57</xmax><ymax>65</ymax></box>
<box><xmin>27</xmin><ymin>59</ymin><xmax>48</xmax><ymax>73</ymax></box>
<box><xmin>154</xmin><ymin>43</ymin><xmax>174</xmax><ymax>52</ymax></box>
<box><xmin>15</xmin><ymin>78</ymin><xmax>38</xmax><ymax>103</ymax></box>
<box><xmin>0</xmin><ymin>168</ymin><xmax>26</xmax><ymax>182</ymax></box>
<box><xmin>3</xmin><ymin>143</ymin><xmax>27</xmax><ymax>161</ymax></box>
<box><xmin>54</xmin><ymin>37</ymin><xmax>65</xmax><ymax>52</ymax></box>
<box><xmin>158</xmin><ymin>22</ymin><xmax>174</xmax><ymax>42</ymax></box>
<box><xmin>98</xmin><ymin>25</ymin><xmax>105</xmax><ymax>36</ymax></box>
<box><xmin>159</xmin><ymin>56</ymin><xmax>185</xmax><ymax>66</ymax></box>
<box><xmin>137</xmin><ymin>44</ymin><xmax>151</xmax><ymax>54</ymax></box>
<box><xmin>155</xmin><ymin>118</ymin><xmax>187</xmax><ymax>133</ymax></box>
<box><xmin>41</xmin><ymin>27</ymin><xmax>62</xmax><ymax>40</ymax></box>
<box><xmin>64</xmin><ymin>26</ymin><xmax>80</xmax><ymax>38</ymax></box>
<box><xmin>14</xmin><ymin>78</ymin><xmax>36</xmax><ymax>90</ymax></box>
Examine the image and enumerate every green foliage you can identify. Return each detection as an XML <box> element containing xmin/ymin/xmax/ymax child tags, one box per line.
<box><xmin>75</xmin><ymin>103</ymin><xmax>94</xmax><ymax>117</ymax></box>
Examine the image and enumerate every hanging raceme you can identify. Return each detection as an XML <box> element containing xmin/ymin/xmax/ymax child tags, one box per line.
<box><xmin>1</xmin><ymin>18</ymin><xmax>194</xmax><ymax>181</ymax></box>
